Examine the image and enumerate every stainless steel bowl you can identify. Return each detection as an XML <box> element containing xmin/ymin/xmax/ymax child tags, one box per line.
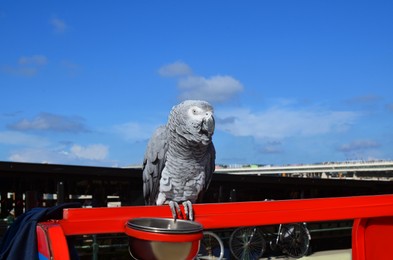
<box><xmin>128</xmin><ymin>217</ymin><xmax>203</xmax><ymax>233</ymax></box>
<box><xmin>126</xmin><ymin>218</ymin><xmax>203</xmax><ymax>260</ymax></box>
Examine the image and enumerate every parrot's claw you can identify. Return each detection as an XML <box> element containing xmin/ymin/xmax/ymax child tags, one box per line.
<box><xmin>169</xmin><ymin>201</ymin><xmax>181</xmax><ymax>221</ymax></box>
<box><xmin>168</xmin><ymin>200</ymin><xmax>194</xmax><ymax>221</ymax></box>
<box><xmin>183</xmin><ymin>200</ymin><xmax>194</xmax><ymax>221</ymax></box>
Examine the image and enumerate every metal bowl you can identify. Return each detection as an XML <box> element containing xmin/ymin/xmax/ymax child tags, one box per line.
<box><xmin>126</xmin><ymin>218</ymin><xmax>203</xmax><ymax>260</ymax></box>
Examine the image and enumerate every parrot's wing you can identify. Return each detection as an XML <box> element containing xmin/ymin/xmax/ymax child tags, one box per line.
<box><xmin>203</xmin><ymin>142</ymin><xmax>216</xmax><ymax>192</ymax></box>
<box><xmin>142</xmin><ymin>126</ymin><xmax>168</xmax><ymax>205</ymax></box>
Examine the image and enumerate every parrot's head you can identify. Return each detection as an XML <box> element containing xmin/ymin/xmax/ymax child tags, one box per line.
<box><xmin>169</xmin><ymin>100</ymin><xmax>215</xmax><ymax>145</ymax></box>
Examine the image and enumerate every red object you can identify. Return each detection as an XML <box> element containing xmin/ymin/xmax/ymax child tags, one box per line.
<box><xmin>36</xmin><ymin>222</ymin><xmax>70</xmax><ymax>260</ymax></box>
<box><xmin>124</xmin><ymin>226</ymin><xmax>203</xmax><ymax>242</ymax></box>
<box><xmin>36</xmin><ymin>194</ymin><xmax>393</xmax><ymax>259</ymax></box>
<box><xmin>352</xmin><ymin>216</ymin><xmax>393</xmax><ymax>260</ymax></box>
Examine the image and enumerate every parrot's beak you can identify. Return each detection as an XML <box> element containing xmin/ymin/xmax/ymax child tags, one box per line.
<box><xmin>202</xmin><ymin>114</ymin><xmax>215</xmax><ymax>137</ymax></box>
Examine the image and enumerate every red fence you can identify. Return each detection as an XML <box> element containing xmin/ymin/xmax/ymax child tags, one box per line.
<box><xmin>37</xmin><ymin>194</ymin><xmax>393</xmax><ymax>259</ymax></box>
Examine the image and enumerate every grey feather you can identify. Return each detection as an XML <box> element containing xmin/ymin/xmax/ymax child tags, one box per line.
<box><xmin>143</xmin><ymin>126</ymin><xmax>168</xmax><ymax>205</ymax></box>
<box><xmin>142</xmin><ymin>100</ymin><xmax>216</xmax><ymax>206</ymax></box>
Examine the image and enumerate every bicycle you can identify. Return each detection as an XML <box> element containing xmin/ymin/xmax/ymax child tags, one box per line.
<box><xmin>229</xmin><ymin>226</ymin><xmax>266</xmax><ymax>260</ymax></box>
<box><xmin>229</xmin><ymin>223</ymin><xmax>311</xmax><ymax>259</ymax></box>
<box><xmin>197</xmin><ymin>231</ymin><xmax>225</xmax><ymax>260</ymax></box>
<box><xmin>269</xmin><ymin>223</ymin><xmax>311</xmax><ymax>258</ymax></box>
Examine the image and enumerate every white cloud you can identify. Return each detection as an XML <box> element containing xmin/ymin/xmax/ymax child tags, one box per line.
<box><xmin>178</xmin><ymin>75</ymin><xmax>244</xmax><ymax>103</ymax></box>
<box><xmin>8</xmin><ymin>113</ymin><xmax>88</xmax><ymax>133</ymax></box>
<box><xmin>158</xmin><ymin>61</ymin><xmax>192</xmax><ymax>77</ymax></box>
<box><xmin>217</xmin><ymin>106</ymin><xmax>359</xmax><ymax>140</ymax></box>
<box><xmin>158</xmin><ymin>61</ymin><xmax>244</xmax><ymax>103</ymax></box>
<box><xmin>338</xmin><ymin>140</ymin><xmax>380</xmax><ymax>152</ymax></box>
<box><xmin>50</xmin><ymin>17</ymin><xmax>67</xmax><ymax>33</ymax></box>
<box><xmin>61</xmin><ymin>60</ymin><xmax>81</xmax><ymax>77</ymax></box>
<box><xmin>0</xmin><ymin>131</ymin><xmax>49</xmax><ymax>147</ymax></box>
<box><xmin>113</xmin><ymin>122</ymin><xmax>158</xmax><ymax>142</ymax></box>
<box><xmin>9</xmin><ymin>148</ymin><xmax>55</xmax><ymax>163</ymax></box>
<box><xmin>8</xmin><ymin>143</ymin><xmax>109</xmax><ymax>164</ymax></box>
<box><xmin>337</xmin><ymin>139</ymin><xmax>382</xmax><ymax>161</ymax></box>
<box><xmin>1</xmin><ymin>55</ymin><xmax>48</xmax><ymax>77</ymax></box>
<box><xmin>0</xmin><ymin>66</ymin><xmax>38</xmax><ymax>76</ymax></box>
<box><xmin>386</xmin><ymin>103</ymin><xmax>393</xmax><ymax>112</ymax></box>
<box><xmin>18</xmin><ymin>55</ymin><xmax>48</xmax><ymax>66</ymax></box>
<box><xmin>259</xmin><ymin>141</ymin><xmax>283</xmax><ymax>154</ymax></box>
<box><xmin>70</xmin><ymin>144</ymin><xmax>108</xmax><ymax>161</ymax></box>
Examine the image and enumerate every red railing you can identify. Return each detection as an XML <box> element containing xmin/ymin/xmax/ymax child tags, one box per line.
<box><xmin>37</xmin><ymin>194</ymin><xmax>393</xmax><ymax>260</ymax></box>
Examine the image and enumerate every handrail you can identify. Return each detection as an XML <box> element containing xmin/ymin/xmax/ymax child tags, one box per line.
<box><xmin>35</xmin><ymin>194</ymin><xmax>393</xmax><ymax>260</ymax></box>
<box><xmin>58</xmin><ymin>194</ymin><xmax>393</xmax><ymax>235</ymax></box>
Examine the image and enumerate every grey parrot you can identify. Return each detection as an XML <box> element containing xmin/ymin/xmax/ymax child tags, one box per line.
<box><xmin>142</xmin><ymin>100</ymin><xmax>215</xmax><ymax>221</ymax></box>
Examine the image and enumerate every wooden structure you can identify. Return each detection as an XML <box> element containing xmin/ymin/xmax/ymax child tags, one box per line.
<box><xmin>2</xmin><ymin>161</ymin><xmax>393</xmax><ymax>218</ymax></box>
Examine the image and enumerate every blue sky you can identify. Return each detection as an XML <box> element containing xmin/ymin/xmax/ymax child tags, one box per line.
<box><xmin>1</xmin><ymin>1</ymin><xmax>392</xmax><ymax>167</ymax></box>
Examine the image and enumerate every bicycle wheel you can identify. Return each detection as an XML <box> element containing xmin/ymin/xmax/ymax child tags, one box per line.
<box><xmin>229</xmin><ymin>227</ymin><xmax>266</xmax><ymax>260</ymax></box>
<box><xmin>279</xmin><ymin>223</ymin><xmax>310</xmax><ymax>258</ymax></box>
<box><xmin>197</xmin><ymin>231</ymin><xmax>224</xmax><ymax>260</ymax></box>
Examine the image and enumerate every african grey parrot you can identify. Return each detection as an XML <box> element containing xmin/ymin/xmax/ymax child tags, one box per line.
<box><xmin>142</xmin><ymin>100</ymin><xmax>215</xmax><ymax>221</ymax></box>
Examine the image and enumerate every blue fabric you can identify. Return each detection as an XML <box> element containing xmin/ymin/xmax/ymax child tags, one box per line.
<box><xmin>0</xmin><ymin>203</ymin><xmax>80</xmax><ymax>260</ymax></box>
<box><xmin>38</xmin><ymin>252</ymin><xmax>49</xmax><ymax>260</ymax></box>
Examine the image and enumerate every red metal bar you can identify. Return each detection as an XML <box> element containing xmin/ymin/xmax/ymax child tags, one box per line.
<box><xmin>352</xmin><ymin>218</ymin><xmax>366</xmax><ymax>260</ymax></box>
<box><xmin>36</xmin><ymin>194</ymin><xmax>393</xmax><ymax>260</ymax></box>
<box><xmin>59</xmin><ymin>194</ymin><xmax>393</xmax><ymax>235</ymax></box>
<box><xmin>37</xmin><ymin>222</ymin><xmax>70</xmax><ymax>260</ymax></box>
<box><xmin>352</xmin><ymin>216</ymin><xmax>393</xmax><ymax>260</ymax></box>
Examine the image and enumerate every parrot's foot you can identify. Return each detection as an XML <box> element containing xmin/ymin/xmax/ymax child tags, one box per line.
<box><xmin>183</xmin><ymin>200</ymin><xmax>194</xmax><ymax>221</ymax></box>
<box><xmin>169</xmin><ymin>201</ymin><xmax>181</xmax><ymax>221</ymax></box>
<box><xmin>168</xmin><ymin>200</ymin><xmax>194</xmax><ymax>221</ymax></box>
